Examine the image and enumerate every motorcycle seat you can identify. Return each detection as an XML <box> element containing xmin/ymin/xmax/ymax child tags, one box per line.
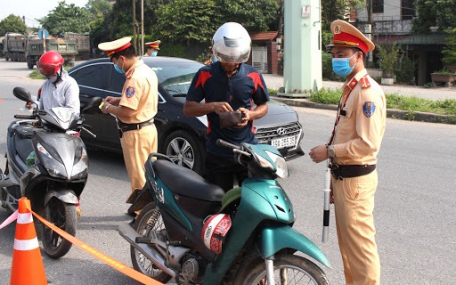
<box><xmin>153</xmin><ymin>160</ymin><xmax>225</xmax><ymax>202</ymax></box>
<box><xmin>8</xmin><ymin>122</ymin><xmax>42</xmax><ymax>139</ymax></box>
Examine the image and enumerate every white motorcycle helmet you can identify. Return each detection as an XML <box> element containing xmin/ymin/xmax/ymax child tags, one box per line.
<box><xmin>201</xmin><ymin>214</ymin><xmax>232</xmax><ymax>254</ymax></box>
<box><xmin>212</xmin><ymin>22</ymin><xmax>251</xmax><ymax>64</ymax></box>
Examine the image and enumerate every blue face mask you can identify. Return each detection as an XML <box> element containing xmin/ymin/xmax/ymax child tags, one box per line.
<box><xmin>332</xmin><ymin>53</ymin><xmax>357</xmax><ymax>77</ymax></box>
<box><xmin>151</xmin><ymin>51</ymin><xmax>158</xmax><ymax>57</ymax></box>
<box><xmin>212</xmin><ymin>57</ymin><xmax>217</xmax><ymax>63</ymax></box>
<box><xmin>114</xmin><ymin>58</ymin><xmax>125</xmax><ymax>74</ymax></box>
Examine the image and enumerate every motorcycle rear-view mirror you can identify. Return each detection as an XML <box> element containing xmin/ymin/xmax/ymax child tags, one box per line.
<box><xmin>82</xmin><ymin>97</ymin><xmax>103</xmax><ymax>114</ymax></box>
<box><xmin>13</xmin><ymin>87</ymin><xmax>33</xmax><ymax>103</ymax></box>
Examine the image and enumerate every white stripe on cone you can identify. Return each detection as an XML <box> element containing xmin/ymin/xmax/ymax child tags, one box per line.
<box><xmin>14</xmin><ymin>237</ymin><xmax>39</xmax><ymax>251</ymax></box>
<box><xmin>17</xmin><ymin>213</ymin><xmax>33</xmax><ymax>224</ymax></box>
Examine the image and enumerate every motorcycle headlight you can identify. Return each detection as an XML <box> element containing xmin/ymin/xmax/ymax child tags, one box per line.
<box><xmin>36</xmin><ymin>142</ymin><xmax>68</xmax><ymax>179</ymax></box>
<box><xmin>264</xmin><ymin>150</ymin><xmax>289</xmax><ymax>179</ymax></box>
<box><xmin>71</xmin><ymin>146</ymin><xmax>88</xmax><ymax>179</ymax></box>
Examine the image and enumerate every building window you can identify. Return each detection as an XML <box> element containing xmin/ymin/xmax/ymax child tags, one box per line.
<box><xmin>401</xmin><ymin>0</ymin><xmax>415</xmax><ymax>20</ymax></box>
<box><xmin>372</xmin><ymin>0</ymin><xmax>384</xmax><ymax>13</ymax></box>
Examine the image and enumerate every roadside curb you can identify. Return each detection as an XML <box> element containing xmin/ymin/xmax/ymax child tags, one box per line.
<box><xmin>271</xmin><ymin>96</ymin><xmax>456</xmax><ymax>125</ymax></box>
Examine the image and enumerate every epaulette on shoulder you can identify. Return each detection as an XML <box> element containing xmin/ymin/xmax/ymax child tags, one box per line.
<box><xmin>360</xmin><ymin>77</ymin><xmax>371</xmax><ymax>89</ymax></box>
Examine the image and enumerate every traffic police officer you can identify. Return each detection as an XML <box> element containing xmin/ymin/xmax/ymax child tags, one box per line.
<box><xmin>144</xmin><ymin>40</ymin><xmax>160</xmax><ymax>56</ymax></box>
<box><xmin>309</xmin><ymin>20</ymin><xmax>386</xmax><ymax>285</ymax></box>
<box><xmin>98</xmin><ymin>37</ymin><xmax>158</xmax><ymax>200</ymax></box>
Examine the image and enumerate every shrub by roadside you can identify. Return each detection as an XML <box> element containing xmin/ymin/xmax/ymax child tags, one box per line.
<box><xmin>308</xmin><ymin>88</ymin><xmax>456</xmax><ymax>116</ymax></box>
<box><xmin>269</xmin><ymin>87</ymin><xmax>456</xmax><ymax>124</ymax></box>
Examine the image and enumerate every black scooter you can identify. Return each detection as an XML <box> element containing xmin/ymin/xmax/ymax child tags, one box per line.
<box><xmin>0</xmin><ymin>87</ymin><xmax>101</xmax><ymax>258</ymax></box>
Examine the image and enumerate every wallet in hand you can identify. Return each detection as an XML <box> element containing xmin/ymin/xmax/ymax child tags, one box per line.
<box><xmin>219</xmin><ymin>111</ymin><xmax>243</xmax><ymax>129</ymax></box>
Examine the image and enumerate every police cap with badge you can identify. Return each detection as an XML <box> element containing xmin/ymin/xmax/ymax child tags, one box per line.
<box><xmin>327</xmin><ymin>19</ymin><xmax>375</xmax><ymax>55</ymax></box>
<box><xmin>145</xmin><ymin>40</ymin><xmax>161</xmax><ymax>50</ymax></box>
<box><xmin>98</xmin><ymin>37</ymin><xmax>132</xmax><ymax>57</ymax></box>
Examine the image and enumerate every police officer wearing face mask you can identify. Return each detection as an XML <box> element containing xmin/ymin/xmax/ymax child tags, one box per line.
<box><xmin>309</xmin><ymin>20</ymin><xmax>386</xmax><ymax>285</ymax></box>
<box><xmin>98</xmin><ymin>37</ymin><xmax>159</xmax><ymax>203</ymax></box>
<box><xmin>144</xmin><ymin>40</ymin><xmax>160</xmax><ymax>57</ymax></box>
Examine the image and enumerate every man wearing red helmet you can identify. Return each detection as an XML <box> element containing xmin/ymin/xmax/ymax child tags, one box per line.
<box><xmin>35</xmin><ymin>51</ymin><xmax>80</xmax><ymax>115</ymax></box>
<box><xmin>28</xmin><ymin>50</ymin><xmax>82</xmax><ymax>216</ymax></box>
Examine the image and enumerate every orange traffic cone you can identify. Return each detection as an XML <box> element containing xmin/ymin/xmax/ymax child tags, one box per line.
<box><xmin>10</xmin><ymin>197</ymin><xmax>47</xmax><ymax>285</ymax></box>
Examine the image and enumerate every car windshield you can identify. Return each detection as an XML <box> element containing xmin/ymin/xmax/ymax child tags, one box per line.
<box><xmin>150</xmin><ymin>63</ymin><xmax>202</xmax><ymax>97</ymax></box>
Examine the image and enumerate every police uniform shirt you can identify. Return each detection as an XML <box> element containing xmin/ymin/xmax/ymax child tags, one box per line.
<box><xmin>40</xmin><ymin>69</ymin><xmax>80</xmax><ymax>115</ymax></box>
<box><xmin>187</xmin><ymin>62</ymin><xmax>270</xmax><ymax>156</ymax></box>
<box><xmin>118</xmin><ymin>60</ymin><xmax>158</xmax><ymax>124</ymax></box>
<box><xmin>333</xmin><ymin>68</ymin><xmax>386</xmax><ymax>165</ymax></box>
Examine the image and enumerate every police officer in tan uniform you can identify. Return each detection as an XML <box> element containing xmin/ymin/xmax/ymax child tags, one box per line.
<box><xmin>144</xmin><ymin>40</ymin><xmax>160</xmax><ymax>57</ymax></box>
<box><xmin>98</xmin><ymin>37</ymin><xmax>158</xmax><ymax>200</ymax></box>
<box><xmin>309</xmin><ymin>20</ymin><xmax>386</xmax><ymax>285</ymax></box>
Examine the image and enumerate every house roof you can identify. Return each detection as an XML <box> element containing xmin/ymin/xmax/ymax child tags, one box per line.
<box><xmin>250</xmin><ymin>31</ymin><xmax>278</xmax><ymax>42</ymax></box>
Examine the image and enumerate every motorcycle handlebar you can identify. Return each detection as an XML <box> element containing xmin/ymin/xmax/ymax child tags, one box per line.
<box><xmin>14</xmin><ymin>115</ymin><xmax>35</xmax><ymax>119</ymax></box>
<box><xmin>216</xmin><ymin>139</ymin><xmax>241</xmax><ymax>150</ymax></box>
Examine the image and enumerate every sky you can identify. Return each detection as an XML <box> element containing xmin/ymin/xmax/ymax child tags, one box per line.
<box><xmin>0</xmin><ymin>0</ymin><xmax>89</xmax><ymax>28</ymax></box>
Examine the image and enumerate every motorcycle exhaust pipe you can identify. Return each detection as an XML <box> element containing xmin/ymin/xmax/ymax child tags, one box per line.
<box><xmin>118</xmin><ymin>223</ymin><xmax>177</xmax><ymax>278</ymax></box>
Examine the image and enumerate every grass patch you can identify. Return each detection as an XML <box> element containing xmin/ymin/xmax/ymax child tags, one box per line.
<box><xmin>309</xmin><ymin>88</ymin><xmax>341</xmax><ymax>105</ymax></box>
<box><xmin>29</xmin><ymin>70</ymin><xmax>46</xmax><ymax>80</ymax></box>
<box><xmin>386</xmin><ymin>93</ymin><xmax>456</xmax><ymax>115</ymax></box>
<box><xmin>297</xmin><ymin>87</ymin><xmax>456</xmax><ymax>116</ymax></box>
<box><xmin>268</xmin><ymin>88</ymin><xmax>278</xmax><ymax>96</ymax></box>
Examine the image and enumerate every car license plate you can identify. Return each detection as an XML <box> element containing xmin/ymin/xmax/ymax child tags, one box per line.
<box><xmin>271</xmin><ymin>136</ymin><xmax>296</xmax><ymax>149</ymax></box>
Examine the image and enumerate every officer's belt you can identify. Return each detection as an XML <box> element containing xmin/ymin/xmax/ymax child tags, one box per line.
<box><xmin>329</xmin><ymin>163</ymin><xmax>376</xmax><ymax>180</ymax></box>
<box><xmin>118</xmin><ymin>121</ymin><xmax>153</xmax><ymax>133</ymax></box>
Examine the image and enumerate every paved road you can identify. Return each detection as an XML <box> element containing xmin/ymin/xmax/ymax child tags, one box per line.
<box><xmin>1</xmin><ymin>61</ymin><xmax>455</xmax><ymax>284</ymax></box>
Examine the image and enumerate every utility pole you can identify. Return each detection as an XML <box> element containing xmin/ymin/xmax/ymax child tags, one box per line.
<box><xmin>141</xmin><ymin>0</ymin><xmax>144</xmax><ymax>55</ymax></box>
<box><xmin>366</xmin><ymin>0</ymin><xmax>374</xmax><ymax>64</ymax></box>
<box><xmin>132</xmin><ymin>0</ymin><xmax>139</xmax><ymax>54</ymax></box>
<box><xmin>278</xmin><ymin>0</ymin><xmax>322</xmax><ymax>97</ymax></box>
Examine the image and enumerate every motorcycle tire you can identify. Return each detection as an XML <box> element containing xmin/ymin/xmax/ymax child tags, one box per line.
<box><xmin>235</xmin><ymin>253</ymin><xmax>329</xmax><ymax>285</ymax></box>
<box><xmin>42</xmin><ymin>197</ymin><xmax>77</xmax><ymax>259</ymax></box>
<box><xmin>131</xmin><ymin>202</ymin><xmax>172</xmax><ymax>283</ymax></box>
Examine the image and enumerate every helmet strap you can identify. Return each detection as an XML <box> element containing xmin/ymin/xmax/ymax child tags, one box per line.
<box><xmin>51</xmin><ymin>67</ymin><xmax>63</xmax><ymax>87</ymax></box>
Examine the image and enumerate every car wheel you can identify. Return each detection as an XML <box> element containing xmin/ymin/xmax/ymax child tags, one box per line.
<box><xmin>163</xmin><ymin>130</ymin><xmax>204</xmax><ymax>175</ymax></box>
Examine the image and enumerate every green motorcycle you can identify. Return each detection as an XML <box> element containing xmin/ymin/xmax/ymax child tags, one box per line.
<box><xmin>118</xmin><ymin>139</ymin><xmax>331</xmax><ymax>284</ymax></box>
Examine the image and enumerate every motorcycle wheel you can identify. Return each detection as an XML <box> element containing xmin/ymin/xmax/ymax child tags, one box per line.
<box><xmin>236</xmin><ymin>253</ymin><xmax>329</xmax><ymax>285</ymax></box>
<box><xmin>131</xmin><ymin>202</ymin><xmax>172</xmax><ymax>283</ymax></box>
<box><xmin>42</xmin><ymin>197</ymin><xmax>77</xmax><ymax>259</ymax></box>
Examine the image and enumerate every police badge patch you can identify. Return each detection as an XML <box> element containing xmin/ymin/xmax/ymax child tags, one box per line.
<box><xmin>363</xmin><ymin>101</ymin><xmax>376</xmax><ymax>118</ymax></box>
<box><xmin>126</xmin><ymin>86</ymin><xmax>135</xmax><ymax>98</ymax></box>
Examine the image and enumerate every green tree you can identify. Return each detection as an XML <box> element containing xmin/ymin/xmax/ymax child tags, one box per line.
<box><xmin>39</xmin><ymin>1</ymin><xmax>92</xmax><ymax>35</ymax></box>
<box><xmin>321</xmin><ymin>0</ymin><xmax>366</xmax><ymax>32</ymax></box>
<box><xmin>216</xmin><ymin>0</ymin><xmax>279</xmax><ymax>32</ymax></box>
<box><xmin>86</xmin><ymin>0</ymin><xmax>113</xmax><ymax>45</ymax></box>
<box><xmin>413</xmin><ymin>0</ymin><xmax>456</xmax><ymax>33</ymax></box>
<box><xmin>155</xmin><ymin>0</ymin><xmax>221</xmax><ymax>45</ymax></box>
<box><xmin>0</xmin><ymin>14</ymin><xmax>27</xmax><ymax>35</ymax></box>
<box><xmin>86</xmin><ymin>0</ymin><xmax>112</xmax><ymax>20</ymax></box>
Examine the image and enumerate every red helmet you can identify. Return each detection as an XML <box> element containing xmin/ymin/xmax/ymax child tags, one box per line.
<box><xmin>201</xmin><ymin>214</ymin><xmax>232</xmax><ymax>254</ymax></box>
<box><xmin>37</xmin><ymin>51</ymin><xmax>64</xmax><ymax>77</ymax></box>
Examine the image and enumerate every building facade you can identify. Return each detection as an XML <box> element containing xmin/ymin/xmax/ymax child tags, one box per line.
<box><xmin>355</xmin><ymin>0</ymin><xmax>447</xmax><ymax>86</ymax></box>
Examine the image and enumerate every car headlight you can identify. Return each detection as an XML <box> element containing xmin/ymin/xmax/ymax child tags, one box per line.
<box><xmin>264</xmin><ymin>150</ymin><xmax>289</xmax><ymax>179</ymax></box>
<box><xmin>36</xmin><ymin>142</ymin><xmax>68</xmax><ymax>179</ymax></box>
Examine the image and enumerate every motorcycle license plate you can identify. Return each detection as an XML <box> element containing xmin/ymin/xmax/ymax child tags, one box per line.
<box><xmin>271</xmin><ymin>136</ymin><xmax>296</xmax><ymax>149</ymax></box>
